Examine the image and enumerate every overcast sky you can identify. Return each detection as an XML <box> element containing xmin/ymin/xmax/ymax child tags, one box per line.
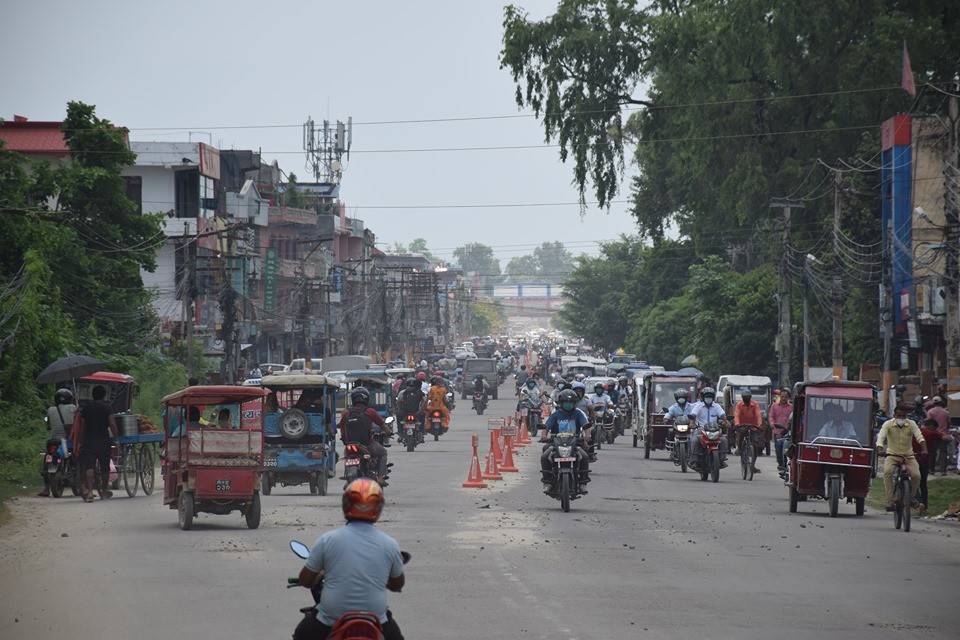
<box><xmin>1</xmin><ymin>0</ymin><xmax>640</xmax><ymax>267</ymax></box>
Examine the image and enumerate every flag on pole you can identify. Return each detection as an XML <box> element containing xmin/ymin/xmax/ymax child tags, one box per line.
<box><xmin>901</xmin><ymin>41</ymin><xmax>916</xmax><ymax>96</ymax></box>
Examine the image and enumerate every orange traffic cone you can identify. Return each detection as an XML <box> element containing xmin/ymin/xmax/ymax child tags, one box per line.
<box><xmin>462</xmin><ymin>435</ymin><xmax>488</xmax><ymax>488</ymax></box>
<box><xmin>517</xmin><ymin>417</ymin><xmax>531</xmax><ymax>445</ymax></box>
<box><xmin>510</xmin><ymin>417</ymin><xmax>526</xmax><ymax>450</ymax></box>
<box><xmin>499</xmin><ymin>434</ymin><xmax>519</xmax><ymax>472</ymax></box>
<box><xmin>481</xmin><ymin>431</ymin><xmax>503</xmax><ymax>481</ymax></box>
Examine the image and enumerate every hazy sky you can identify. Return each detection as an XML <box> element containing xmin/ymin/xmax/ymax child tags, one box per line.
<box><xmin>1</xmin><ymin>0</ymin><xmax>641</xmax><ymax>266</ymax></box>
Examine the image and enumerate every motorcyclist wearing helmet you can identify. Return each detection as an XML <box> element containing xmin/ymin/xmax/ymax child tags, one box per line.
<box><xmin>666</xmin><ymin>389</ymin><xmax>695</xmax><ymax>421</ymax></box>
<box><xmin>338</xmin><ymin>387</ymin><xmax>392</xmax><ymax>486</ymax></box>
<box><xmin>423</xmin><ymin>377</ymin><xmax>451</xmax><ymax>431</ymax></box>
<box><xmin>540</xmin><ymin>389</ymin><xmax>591</xmax><ymax>493</ymax></box>
<box><xmin>571</xmin><ymin>381</ymin><xmax>599</xmax><ymax>460</ymax></box>
<box><xmin>550</xmin><ymin>379</ymin><xmax>569</xmax><ymax>403</ymax></box>
<box><xmin>37</xmin><ymin>389</ymin><xmax>78</xmax><ymax>497</ymax></box>
<box><xmin>689</xmin><ymin>387</ymin><xmax>729</xmax><ymax>469</ymax></box>
<box><xmin>588</xmin><ymin>383</ymin><xmax>612</xmax><ymax>410</ymax></box>
<box><xmin>734</xmin><ymin>391</ymin><xmax>763</xmax><ymax>473</ymax></box>
<box><xmin>515</xmin><ymin>365</ymin><xmax>530</xmax><ymax>395</ymax></box>
<box><xmin>395</xmin><ymin>378</ymin><xmax>426</xmax><ymax>438</ymax></box>
<box><xmin>518</xmin><ymin>377</ymin><xmax>543</xmax><ymax>411</ymax></box>
<box><xmin>294</xmin><ymin>479</ymin><xmax>405</xmax><ymax>640</ymax></box>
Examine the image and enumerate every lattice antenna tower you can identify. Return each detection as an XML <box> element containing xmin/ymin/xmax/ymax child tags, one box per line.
<box><xmin>303</xmin><ymin>116</ymin><xmax>352</xmax><ymax>184</ymax></box>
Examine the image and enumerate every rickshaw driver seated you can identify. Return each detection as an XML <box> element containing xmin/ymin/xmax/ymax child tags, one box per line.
<box><xmin>689</xmin><ymin>387</ymin><xmax>729</xmax><ymax>469</ymax></box>
<box><xmin>877</xmin><ymin>404</ymin><xmax>927</xmax><ymax>511</ymax></box>
<box><xmin>816</xmin><ymin>403</ymin><xmax>858</xmax><ymax>441</ymax></box>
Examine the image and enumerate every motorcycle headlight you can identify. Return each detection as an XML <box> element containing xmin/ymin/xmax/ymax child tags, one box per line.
<box><xmin>706</xmin><ymin>428</ymin><xmax>721</xmax><ymax>438</ymax></box>
<box><xmin>557</xmin><ymin>445</ymin><xmax>573</xmax><ymax>457</ymax></box>
<box><xmin>676</xmin><ymin>423</ymin><xmax>689</xmax><ymax>433</ymax></box>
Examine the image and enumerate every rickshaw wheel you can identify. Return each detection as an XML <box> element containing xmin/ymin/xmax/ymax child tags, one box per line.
<box><xmin>69</xmin><ymin>459</ymin><xmax>82</xmax><ymax>496</ymax></box>
<box><xmin>139</xmin><ymin>446</ymin><xmax>155</xmax><ymax>495</ymax></box>
<box><xmin>309</xmin><ymin>475</ymin><xmax>318</xmax><ymax>494</ymax></box>
<box><xmin>278</xmin><ymin>409</ymin><xmax>310</xmax><ymax>441</ymax></box>
<box><xmin>788</xmin><ymin>485</ymin><xmax>799</xmax><ymax>513</ymax></box>
<box><xmin>123</xmin><ymin>446</ymin><xmax>139</xmax><ymax>497</ymax></box>
<box><xmin>262</xmin><ymin>472</ymin><xmax>272</xmax><ymax>495</ymax></box>
<box><xmin>245</xmin><ymin>492</ymin><xmax>261</xmax><ymax>529</ymax></box>
<box><xmin>855</xmin><ymin>497</ymin><xmax>865</xmax><ymax>516</ymax></box>
<box><xmin>316</xmin><ymin>471</ymin><xmax>328</xmax><ymax>496</ymax></box>
<box><xmin>828</xmin><ymin>478</ymin><xmax>840</xmax><ymax>517</ymax></box>
<box><xmin>178</xmin><ymin>491</ymin><xmax>195</xmax><ymax>530</ymax></box>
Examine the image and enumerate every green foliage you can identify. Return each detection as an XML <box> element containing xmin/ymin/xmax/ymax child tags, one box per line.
<box><xmin>470</xmin><ymin>300</ymin><xmax>507</xmax><ymax>336</ymax></box>
<box><xmin>408</xmin><ymin>238</ymin><xmax>436</xmax><ymax>261</ymax></box>
<box><xmin>130</xmin><ymin>352</ymin><xmax>189</xmax><ymax>426</ymax></box>
<box><xmin>453</xmin><ymin>243</ymin><xmax>502</xmax><ymax>288</ymax></box>
<box><xmin>504</xmin><ymin>241</ymin><xmax>576</xmax><ymax>283</ymax></box>
<box><xmin>283</xmin><ymin>173</ymin><xmax>307</xmax><ymax>209</ymax></box>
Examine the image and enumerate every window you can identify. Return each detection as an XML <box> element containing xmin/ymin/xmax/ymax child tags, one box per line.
<box><xmin>122</xmin><ymin>176</ymin><xmax>142</xmax><ymax>215</ymax></box>
<box><xmin>175</xmin><ymin>169</ymin><xmax>200</xmax><ymax>218</ymax></box>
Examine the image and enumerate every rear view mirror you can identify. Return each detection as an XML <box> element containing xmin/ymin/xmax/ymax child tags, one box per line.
<box><xmin>290</xmin><ymin>540</ymin><xmax>310</xmax><ymax>559</ymax></box>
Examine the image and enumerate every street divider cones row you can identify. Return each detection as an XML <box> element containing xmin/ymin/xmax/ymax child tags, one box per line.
<box><xmin>465</xmin><ymin>417</ymin><xmax>532</xmax><ymax>488</ymax></box>
<box><xmin>481</xmin><ymin>429</ymin><xmax>503</xmax><ymax>480</ymax></box>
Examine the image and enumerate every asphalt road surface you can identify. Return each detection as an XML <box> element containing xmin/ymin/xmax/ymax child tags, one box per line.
<box><xmin>1</xmin><ymin>389</ymin><xmax>957</xmax><ymax>640</ymax></box>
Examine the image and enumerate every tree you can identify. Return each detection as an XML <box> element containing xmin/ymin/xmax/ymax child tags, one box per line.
<box><xmin>282</xmin><ymin>173</ymin><xmax>306</xmax><ymax>209</ymax></box>
<box><xmin>470</xmin><ymin>300</ymin><xmax>507</xmax><ymax>336</ymax></box>
<box><xmin>408</xmin><ymin>237</ymin><xmax>436</xmax><ymax>261</ymax></box>
<box><xmin>503</xmin><ymin>1</ymin><xmax>960</xmax><ymax>246</ymax></box>
<box><xmin>533</xmin><ymin>241</ymin><xmax>575</xmax><ymax>283</ymax></box>
<box><xmin>453</xmin><ymin>243</ymin><xmax>502</xmax><ymax>289</ymax></box>
<box><xmin>504</xmin><ymin>254</ymin><xmax>539</xmax><ymax>282</ymax></box>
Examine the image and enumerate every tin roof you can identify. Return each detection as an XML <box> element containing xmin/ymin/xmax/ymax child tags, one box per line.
<box><xmin>0</xmin><ymin>120</ymin><xmax>69</xmax><ymax>156</ymax></box>
<box><xmin>162</xmin><ymin>385</ymin><xmax>269</xmax><ymax>406</ymax></box>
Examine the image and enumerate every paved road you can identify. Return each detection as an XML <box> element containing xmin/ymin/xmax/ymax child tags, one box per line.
<box><xmin>1</xmin><ymin>389</ymin><xmax>957</xmax><ymax>640</ymax></box>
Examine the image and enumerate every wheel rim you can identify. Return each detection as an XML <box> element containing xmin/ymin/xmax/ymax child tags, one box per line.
<box><xmin>139</xmin><ymin>447</ymin><xmax>155</xmax><ymax>495</ymax></box>
<box><xmin>123</xmin><ymin>447</ymin><xmax>139</xmax><ymax>497</ymax></box>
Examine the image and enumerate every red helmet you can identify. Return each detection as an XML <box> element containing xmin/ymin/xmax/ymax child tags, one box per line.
<box><xmin>416</xmin><ymin>372</ymin><xmax>427</xmax><ymax>381</ymax></box>
<box><xmin>342</xmin><ymin>478</ymin><xmax>385</xmax><ymax>522</ymax></box>
<box><xmin>433</xmin><ymin>370</ymin><xmax>443</xmax><ymax>377</ymax></box>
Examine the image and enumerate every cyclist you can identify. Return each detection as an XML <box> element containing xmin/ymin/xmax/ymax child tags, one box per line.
<box><xmin>876</xmin><ymin>404</ymin><xmax>927</xmax><ymax>512</ymax></box>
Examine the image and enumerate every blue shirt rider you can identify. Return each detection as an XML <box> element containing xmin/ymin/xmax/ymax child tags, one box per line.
<box><xmin>666</xmin><ymin>389</ymin><xmax>696</xmax><ymax>420</ymax></box>
<box><xmin>540</xmin><ymin>389</ymin><xmax>591</xmax><ymax>493</ymax></box>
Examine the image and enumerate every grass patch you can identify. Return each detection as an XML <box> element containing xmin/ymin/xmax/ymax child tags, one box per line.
<box><xmin>868</xmin><ymin>474</ymin><xmax>960</xmax><ymax>517</ymax></box>
<box><xmin>0</xmin><ymin>410</ymin><xmax>46</xmax><ymax>523</ymax></box>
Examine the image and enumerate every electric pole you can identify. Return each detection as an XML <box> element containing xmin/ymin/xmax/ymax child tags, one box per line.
<box><xmin>832</xmin><ymin>170</ymin><xmax>844</xmax><ymax>379</ymax></box>
<box><xmin>945</xmin><ymin>94</ymin><xmax>960</xmax><ymax>392</ymax></box>
<box><xmin>771</xmin><ymin>198</ymin><xmax>804</xmax><ymax>385</ymax></box>
<box><xmin>183</xmin><ymin>221</ymin><xmax>196</xmax><ymax>377</ymax></box>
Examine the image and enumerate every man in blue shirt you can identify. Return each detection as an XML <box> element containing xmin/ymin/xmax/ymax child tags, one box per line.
<box><xmin>295</xmin><ymin>478</ymin><xmax>405</xmax><ymax>640</ymax></box>
<box><xmin>540</xmin><ymin>389</ymin><xmax>591</xmax><ymax>493</ymax></box>
<box><xmin>666</xmin><ymin>389</ymin><xmax>695</xmax><ymax>421</ymax></box>
<box><xmin>688</xmin><ymin>387</ymin><xmax>729</xmax><ymax>469</ymax></box>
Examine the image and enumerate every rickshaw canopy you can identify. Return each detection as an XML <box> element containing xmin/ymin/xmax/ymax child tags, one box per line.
<box><xmin>161</xmin><ymin>385</ymin><xmax>270</xmax><ymax>406</ymax></box>
<box><xmin>343</xmin><ymin>370</ymin><xmax>391</xmax><ymax>386</ymax></box>
<box><xmin>258</xmin><ymin>374</ymin><xmax>341</xmax><ymax>389</ymax></box>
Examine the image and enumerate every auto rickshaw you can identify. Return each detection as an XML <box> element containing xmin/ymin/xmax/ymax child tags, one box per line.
<box><xmin>720</xmin><ymin>375</ymin><xmax>774</xmax><ymax>455</ymax></box>
<box><xmin>161</xmin><ymin>385</ymin><xmax>269</xmax><ymax>530</ymax></box>
<box><xmin>638</xmin><ymin>373</ymin><xmax>699</xmax><ymax>457</ymax></box>
<box><xmin>258</xmin><ymin>373</ymin><xmax>340</xmax><ymax>496</ymax></box>
<box><xmin>786</xmin><ymin>381</ymin><xmax>876</xmax><ymax>517</ymax></box>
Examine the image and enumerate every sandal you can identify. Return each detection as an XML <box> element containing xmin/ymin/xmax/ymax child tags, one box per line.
<box><xmin>82</xmin><ymin>493</ymin><xmax>95</xmax><ymax>503</ymax></box>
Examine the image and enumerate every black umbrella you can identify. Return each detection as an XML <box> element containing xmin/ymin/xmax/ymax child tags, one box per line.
<box><xmin>35</xmin><ymin>355</ymin><xmax>106</xmax><ymax>385</ymax></box>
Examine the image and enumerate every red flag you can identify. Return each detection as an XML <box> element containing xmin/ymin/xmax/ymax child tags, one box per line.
<box><xmin>901</xmin><ymin>41</ymin><xmax>916</xmax><ymax>96</ymax></box>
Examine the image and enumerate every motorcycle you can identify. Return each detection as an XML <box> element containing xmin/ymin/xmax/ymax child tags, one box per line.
<box><xmin>543</xmin><ymin>432</ymin><xmax>587</xmax><ymax>513</ymax></box>
<box><xmin>425</xmin><ymin>409</ymin><xmax>447</xmax><ymax>441</ymax></box>
<box><xmin>42</xmin><ymin>437</ymin><xmax>79</xmax><ymax>497</ymax></box>
<box><xmin>472</xmin><ymin>391</ymin><xmax>487</xmax><ymax>415</ymax></box>
<box><xmin>397</xmin><ymin>414</ymin><xmax>424</xmax><ymax>452</ymax></box>
<box><xmin>288</xmin><ymin>540</ymin><xmax>410</xmax><ymax>640</ymax></box>
<box><xmin>666</xmin><ymin>416</ymin><xmax>692</xmax><ymax>473</ymax></box>
<box><xmin>521</xmin><ymin>396</ymin><xmax>543</xmax><ymax>436</ymax></box>
<box><xmin>692</xmin><ymin>420</ymin><xmax>724</xmax><ymax>483</ymax></box>
<box><xmin>617</xmin><ymin>396</ymin><xmax>631</xmax><ymax>436</ymax></box>
<box><xmin>594</xmin><ymin>403</ymin><xmax>617</xmax><ymax>445</ymax></box>
<box><xmin>343</xmin><ymin>417</ymin><xmax>394</xmax><ymax>487</ymax></box>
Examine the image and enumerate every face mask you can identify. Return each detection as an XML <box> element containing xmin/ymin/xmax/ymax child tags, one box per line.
<box><xmin>562</xmin><ymin>402</ymin><xmax>575</xmax><ymax>411</ymax></box>
<box><xmin>677</xmin><ymin>398</ymin><xmax>686</xmax><ymax>405</ymax></box>
<box><xmin>704</xmin><ymin>398</ymin><xmax>713</xmax><ymax>406</ymax></box>
<box><xmin>895</xmin><ymin>418</ymin><xmax>905</xmax><ymax>426</ymax></box>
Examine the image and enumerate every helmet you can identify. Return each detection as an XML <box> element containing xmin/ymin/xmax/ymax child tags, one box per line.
<box><xmin>558</xmin><ymin>389</ymin><xmax>578</xmax><ymax>411</ymax></box>
<box><xmin>416</xmin><ymin>372</ymin><xmax>427</xmax><ymax>381</ymax></box>
<box><xmin>406</xmin><ymin>378</ymin><xmax>420</xmax><ymax>389</ymax></box>
<box><xmin>618</xmin><ymin>376</ymin><xmax>628</xmax><ymax>384</ymax></box>
<box><xmin>572</xmin><ymin>381</ymin><xmax>586</xmax><ymax>391</ymax></box>
<box><xmin>525</xmin><ymin>378</ymin><xmax>536</xmax><ymax>388</ymax></box>
<box><xmin>701</xmin><ymin>386</ymin><xmax>716</xmax><ymax>399</ymax></box>
<box><xmin>594</xmin><ymin>383</ymin><xmax>604</xmax><ymax>393</ymax></box>
<box><xmin>674</xmin><ymin>389</ymin><xmax>689</xmax><ymax>401</ymax></box>
<box><xmin>741</xmin><ymin>391</ymin><xmax>752</xmax><ymax>400</ymax></box>
<box><xmin>556</xmin><ymin>380</ymin><xmax>568</xmax><ymax>391</ymax></box>
<box><xmin>342</xmin><ymin>478</ymin><xmax>385</xmax><ymax>522</ymax></box>
<box><xmin>54</xmin><ymin>388</ymin><xmax>74</xmax><ymax>405</ymax></box>
<box><xmin>434</xmin><ymin>370</ymin><xmax>443</xmax><ymax>377</ymax></box>
<box><xmin>474</xmin><ymin>373</ymin><xmax>483</xmax><ymax>380</ymax></box>
<box><xmin>350</xmin><ymin>387</ymin><xmax>371</xmax><ymax>406</ymax></box>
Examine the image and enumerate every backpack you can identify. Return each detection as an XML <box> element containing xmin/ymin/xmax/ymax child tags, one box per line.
<box><xmin>398</xmin><ymin>389</ymin><xmax>421</xmax><ymax>412</ymax></box>
<box><xmin>342</xmin><ymin>407</ymin><xmax>372</xmax><ymax>444</ymax></box>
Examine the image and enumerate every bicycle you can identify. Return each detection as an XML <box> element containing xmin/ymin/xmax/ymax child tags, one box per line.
<box><xmin>884</xmin><ymin>453</ymin><xmax>915</xmax><ymax>532</ymax></box>
<box><xmin>738</xmin><ymin>424</ymin><xmax>760</xmax><ymax>481</ymax></box>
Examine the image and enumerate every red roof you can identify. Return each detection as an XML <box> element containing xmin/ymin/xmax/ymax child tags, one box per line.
<box><xmin>161</xmin><ymin>385</ymin><xmax>269</xmax><ymax>406</ymax></box>
<box><xmin>80</xmin><ymin>372</ymin><xmax>135</xmax><ymax>384</ymax></box>
<box><xmin>0</xmin><ymin>120</ymin><xmax>68</xmax><ymax>156</ymax></box>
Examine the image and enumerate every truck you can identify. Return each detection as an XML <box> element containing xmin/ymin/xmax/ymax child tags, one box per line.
<box><xmin>461</xmin><ymin>358</ymin><xmax>499</xmax><ymax>400</ymax></box>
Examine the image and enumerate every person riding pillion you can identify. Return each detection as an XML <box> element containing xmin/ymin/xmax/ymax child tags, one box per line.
<box><xmin>339</xmin><ymin>387</ymin><xmax>393</xmax><ymax>487</ymax></box>
<box><xmin>540</xmin><ymin>389</ymin><xmax>591</xmax><ymax>494</ymax></box>
<box><xmin>423</xmin><ymin>377</ymin><xmax>451</xmax><ymax>429</ymax></box>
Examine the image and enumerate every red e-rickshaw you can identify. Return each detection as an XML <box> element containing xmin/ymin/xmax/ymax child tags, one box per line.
<box><xmin>161</xmin><ymin>385</ymin><xmax>269</xmax><ymax>530</ymax></box>
<box><xmin>786</xmin><ymin>381</ymin><xmax>875</xmax><ymax>517</ymax></box>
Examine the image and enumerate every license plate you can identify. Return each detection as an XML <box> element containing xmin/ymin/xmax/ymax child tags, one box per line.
<box><xmin>264</xmin><ymin>458</ymin><xmax>278</xmax><ymax>467</ymax></box>
<box><xmin>555</xmin><ymin>456</ymin><xmax>576</xmax><ymax>462</ymax></box>
<box><xmin>45</xmin><ymin>455</ymin><xmax>53</xmax><ymax>463</ymax></box>
<box><xmin>406</xmin><ymin>427</ymin><xmax>414</xmax><ymax>435</ymax></box>
<box><xmin>345</xmin><ymin>458</ymin><xmax>361</xmax><ymax>467</ymax></box>
<box><xmin>215</xmin><ymin>479</ymin><xmax>231</xmax><ymax>492</ymax></box>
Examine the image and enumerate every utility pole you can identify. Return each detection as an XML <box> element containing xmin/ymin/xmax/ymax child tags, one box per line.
<box><xmin>945</xmin><ymin>94</ymin><xmax>960</xmax><ymax>393</ymax></box>
<box><xmin>183</xmin><ymin>221</ymin><xmax>196</xmax><ymax>377</ymax></box>
<box><xmin>832</xmin><ymin>170</ymin><xmax>844</xmax><ymax>379</ymax></box>
<box><xmin>771</xmin><ymin>198</ymin><xmax>804</xmax><ymax>385</ymax></box>
<box><xmin>882</xmin><ymin>219</ymin><xmax>894</xmax><ymax>385</ymax></box>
